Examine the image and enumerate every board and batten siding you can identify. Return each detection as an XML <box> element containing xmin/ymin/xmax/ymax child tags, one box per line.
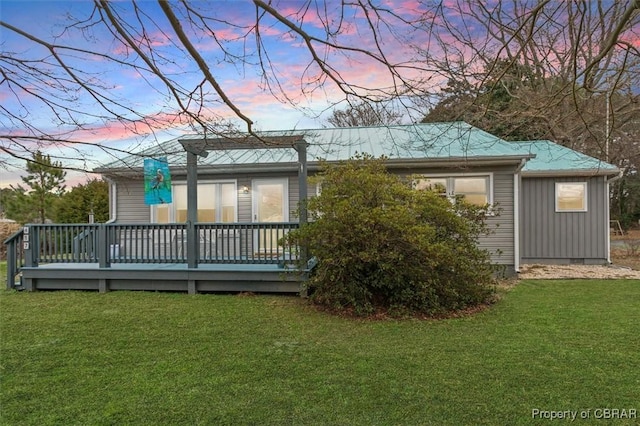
<box><xmin>521</xmin><ymin>176</ymin><xmax>607</xmax><ymax>264</ymax></box>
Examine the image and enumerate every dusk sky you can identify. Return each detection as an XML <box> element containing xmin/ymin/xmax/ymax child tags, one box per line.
<box><xmin>1</xmin><ymin>0</ymin><xmax>432</xmax><ymax>188</ymax></box>
<box><xmin>2</xmin><ymin>1</ymin><xmax>637</xmax><ymax>189</ymax></box>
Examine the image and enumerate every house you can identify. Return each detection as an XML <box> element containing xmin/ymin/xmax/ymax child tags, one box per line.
<box><xmin>515</xmin><ymin>140</ymin><xmax>620</xmax><ymax>265</ymax></box>
<box><xmin>5</xmin><ymin>122</ymin><xmax>620</xmax><ymax>292</ymax></box>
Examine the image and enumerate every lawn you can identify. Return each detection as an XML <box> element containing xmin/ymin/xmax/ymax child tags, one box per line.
<box><xmin>1</xmin><ymin>280</ymin><xmax>639</xmax><ymax>425</ymax></box>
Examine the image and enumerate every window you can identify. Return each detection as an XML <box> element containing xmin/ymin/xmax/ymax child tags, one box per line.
<box><xmin>556</xmin><ymin>182</ymin><xmax>587</xmax><ymax>212</ymax></box>
<box><xmin>453</xmin><ymin>177</ymin><xmax>489</xmax><ymax>206</ymax></box>
<box><xmin>152</xmin><ymin>181</ymin><xmax>237</xmax><ymax>223</ymax></box>
<box><xmin>414</xmin><ymin>177</ymin><xmax>448</xmax><ymax>196</ymax></box>
<box><xmin>415</xmin><ymin>175</ymin><xmax>491</xmax><ymax>207</ymax></box>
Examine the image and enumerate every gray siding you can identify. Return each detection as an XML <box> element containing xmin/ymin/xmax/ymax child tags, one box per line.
<box><xmin>237</xmin><ymin>176</ymin><xmax>252</xmax><ymax>222</ymax></box>
<box><xmin>521</xmin><ymin>176</ymin><xmax>607</xmax><ymax>263</ymax></box>
<box><xmin>289</xmin><ymin>175</ymin><xmax>300</xmax><ymax>220</ymax></box>
<box><xmin>111</xmin><ymin>167</ymin><xmax>517</xmax><ymax>268</ymax></box>
<box><xmin>114</xmin><ymin>177</ymin><xmax>150</xmax><ymax>223</ymax></box>
<box><xmin>394</xmin><ymin>166</ymin><xmax>515</xmax><ymax>267</ymax></box>
<box><xmin>478</xmin><ymin>171</ymin><xmax>514</xmax><ymax>266</ymax></box>
<box><xmin>113</xmin><ymin>172</ymin><xmax>304</xmax><ymax>224</ymax></box>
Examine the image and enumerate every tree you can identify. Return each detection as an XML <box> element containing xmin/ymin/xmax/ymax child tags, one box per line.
<box><xmin>286</xmin><ymin>156</ymin><xmax>495</xmax><ymax>317</ymax></box>
<box><xmin>417</xmin><ymin>2</ymin><xmax>639</xmax><ymax>229</ymax></box>
<box><xmin>54</xmin><ymin>179</ymin><xmax>109</xmax><ymax>223</ymax></box>
<box><xmin>424</xmin><ymin>59</ymin><xmax>640</xmax><ymax>228</ymax></box>
<box><xmin>0</xmin><ymin>1</ymin><xmax>430</xmax><ymax>172</ymax></box>
<box><xmin>325</xmin><ymin>101</ymin><xmax>404</xmax><ymax>127</ymax></box>
<box><xmin>0</xmin><ymin>186</ymin><xmax>33</xmax><ymax>224</ymax></box>
<box><xmin>1</xmin><ymin>1</ymin><xmax>637</xmax><ymax>176</ymax></box>
<box><xmin>424</xmin><ymin>59</ymin><xmax>544</xmax><ymax>139</ymax></box>
<box><xmin>417</xmin><ymin>0</ymin><xmax>640</xmax><ymax>149</ymax></box>
<box><xmin>611</xmin><ymin>173</ymin><xmax>640</xmax><ymax>229</ymax></box>
<box><xmin>423</xmin><ymin>58</ymin><xmax>639</xmax><ymax>158</ymax></box>
<box><xmin>0</xmin><ymin>188</ymin><xmax>14</xmax><ymax>219</ymax></box>
<box><xmin>18</xmin><ymin>151</ymin><xmax>66</xmax><ymax>223</ymax></box>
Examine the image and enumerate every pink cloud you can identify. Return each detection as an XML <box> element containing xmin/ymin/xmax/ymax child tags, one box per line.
<box><xmin>192</xmin><ymin>26</ymin><xmax>245</xmax><ymax>52</ymax></box>
<box><xmin>110</xmin><ymin>29</ymin><xmax>174</xmax><ymax>56</ymax></box>
<box><xmin>619</xmin><ymin>31</ymin><xmax>640</xmax><ymax>48</ymax></box>
<box><xmin>275</xmin><ymin>4</ymin><xmax>329</xmax><ymax>30</ymax></box>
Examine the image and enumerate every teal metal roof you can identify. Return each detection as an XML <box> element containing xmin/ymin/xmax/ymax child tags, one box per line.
<box><xmin>96</xmin><ymin>122</ymin><xmax>618</xmax><ymax>176</ymax></box>
<box><xmin>513</xmin><ymin>140</ymin><xmax>619</xmax><ymax>176</ymax></box>
<box><xmin>97</xmin><ymin>122</ymin><xmax>532</xmax><ymax>172</ymax></box>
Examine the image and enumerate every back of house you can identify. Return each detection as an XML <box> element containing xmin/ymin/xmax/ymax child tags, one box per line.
<box><xmin>96</xmin><ymin>122</ymin><xmax>620</xmax><ymax>274</ymax></box>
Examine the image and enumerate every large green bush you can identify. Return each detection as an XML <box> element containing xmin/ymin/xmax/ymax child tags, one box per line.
<box><xmin>287</xmin><ymin>155</ymin><xmax>496</xmax><ymax>317</ymax></box>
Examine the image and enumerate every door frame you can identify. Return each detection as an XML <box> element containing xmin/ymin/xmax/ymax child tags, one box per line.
<box><xmin>251</xmin><ymin>178</ymin><xmax>289</xmax><ymax>223</ymax></box>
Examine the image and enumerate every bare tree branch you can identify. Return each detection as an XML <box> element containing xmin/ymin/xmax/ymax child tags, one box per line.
<box><xmin>1</xmin><ymin>0</ymin><xmax>637</xmax><ymax>181</ymax></box>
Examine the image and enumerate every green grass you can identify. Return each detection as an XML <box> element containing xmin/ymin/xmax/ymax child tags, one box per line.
<box><xmin>1</xmin><ymin>280</ymin><xmax>639</xmax><ymax>425</ymax></box>
<box><xmin>0</xmin><ymin>261</ymin><xmax>5</xmax><ymax>288</ymax></box>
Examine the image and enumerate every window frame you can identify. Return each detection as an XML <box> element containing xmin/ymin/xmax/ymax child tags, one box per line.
<box><xmin>150</xmin><ymin>180</ymin><xmax>238</xmax><ymax>223</ymax></box>
<box><xmin>414</xmin><ymin>173</ymin><xmax>494</xmax><ymax>207</ymax></box>
<box><xmin>555</xmin><ymin>181</ymin><xmax>588</xmax><ymax>212</ymax></box>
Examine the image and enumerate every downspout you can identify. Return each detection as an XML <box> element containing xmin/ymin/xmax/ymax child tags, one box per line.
<box><xmin>513</xmin><ymin>159</ymin><xmax>527</xmax><ymax>274</ymax></box>
<box><xmin>605</xmin><ymin>170</ymin><xmax>624</xmax><ymax>264</ymax></box>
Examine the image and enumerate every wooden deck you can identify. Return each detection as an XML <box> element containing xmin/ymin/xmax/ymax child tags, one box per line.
<box><xmin>19</xmin><ymin>262</ymin><xmax>307</xmax><ymax>294</ymax></box>
<box><xmin>5</xmin><ymin>222</ymin><xmax>312</xmax><ymax>294</ymax></box>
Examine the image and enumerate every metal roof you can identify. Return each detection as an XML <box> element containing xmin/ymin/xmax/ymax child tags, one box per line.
<box><xmin>95</xmin><ymin>122</ymin><xmax>618</xmax><ymax>176</ymax></box>
<box><xmin>96</xmin><ymin>122</ymin><xmax>533</xmax><ymax>173</ymax></box>
<box><xmin>514</xmin><ymin>140</ymin><xmax>619</xmax><ymax>176</ymax></box>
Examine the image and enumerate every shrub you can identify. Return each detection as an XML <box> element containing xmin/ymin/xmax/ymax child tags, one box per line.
<box><xmin>0</xmin><ymin>221</ymin><xmax>22</xmax><ymax>260</ymax></box>
<box><xmin>287</xmin><ymin>155</ymin><xmax>496</xmax><ymax>317</ymax></box>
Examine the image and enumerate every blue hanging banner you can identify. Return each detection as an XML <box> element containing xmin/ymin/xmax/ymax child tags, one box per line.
<box><xmin>144</xmin><ymin>157</ymin><xmax>172</xmax><ymax>205</ymax></box>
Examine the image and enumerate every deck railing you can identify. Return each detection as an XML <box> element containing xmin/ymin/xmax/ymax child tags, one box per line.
<box><xmin>4</xmin><ymin>222</ymin><xmax>302</xmax><ymax>289</ymax></box>
<box><xmin>4</xmin><ymin>228</ymin><xmax>25</xmax><ymax>290</ymax></box>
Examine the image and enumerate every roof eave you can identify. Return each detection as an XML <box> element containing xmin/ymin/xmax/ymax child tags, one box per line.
<box><xmin>95</xmin><ymin>155</ymin><xmax>535</xmax><ymax>177</ymax></box>
<box><xmin>383</xmin><ymin>155</ymin><xmax>534</xmax><ymax>169</ymax></box>
<box><xmin>522</xmin><ymin>168</ymin><xmax>620</xmax><ymax>177</ymax></box>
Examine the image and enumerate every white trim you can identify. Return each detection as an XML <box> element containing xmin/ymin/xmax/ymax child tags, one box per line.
<box><xmin>513</xmin><ymin>173</ymin><xmax>520</xmax><ymax>273</ymax></box>
<box><xmin>150</xmin><ymin>179</ymin><xmax>238</xmax><ymax>223</ymax></box>
<box><xmin>106</xmin><ymin>178</ymin><xmax>117</xmax><ymax>223</ymax></box>
<box><xmin>605</xmin><ymin>176</ymin><xmax>611</xmax><ymax>263</ymax></box>
<box><xmin>555</xmin><ymin>181</ymin><xmax>588</xmax><ymax>212</ymax></box>
<box><xmin>522</xmin><ymin>169</ymin><xmax>619</xmax><ymax>178</ymax></box>
<box><xmin>251</xmin><ymin>178</ymin><xmax>289</xmax><ymax>223</ymax></box>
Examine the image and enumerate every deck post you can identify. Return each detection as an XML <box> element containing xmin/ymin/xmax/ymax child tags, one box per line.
<box><xmin>296</xmin><ymin>141</ymin><xmax>308</xmax><ymax>225</ymax></box>
<box><xmin>186</xmin><ymin>151</ymin><xmax>198</xmax><ymax>268</ymax></box>
<box><xmin>24</xmin><ymin>226</ymin><xmax>37</xmax><ymax>268</ymax></box>
<box><xmin>187</xmin><ymin>279</ymin><xmax>196</xmax><ymax>294</ymax></box>
<box><xmin>296</xmin><ymin>141</ymin><xmax>309</xmax><ymax>264</ymax></box>
<box><xmin>6</xmin><ymin>237</ymin><xmax>17</xmax><ymax>289</ymax></box>
<box><xmin>22</xmin><ymin>227</ymin><xmax>35</xmax><ymax>291</ymax></box>
<box><xmin>98</xmin><ymin>225</ymin><xmax>109</xmax><ymax>268</ymax></box>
